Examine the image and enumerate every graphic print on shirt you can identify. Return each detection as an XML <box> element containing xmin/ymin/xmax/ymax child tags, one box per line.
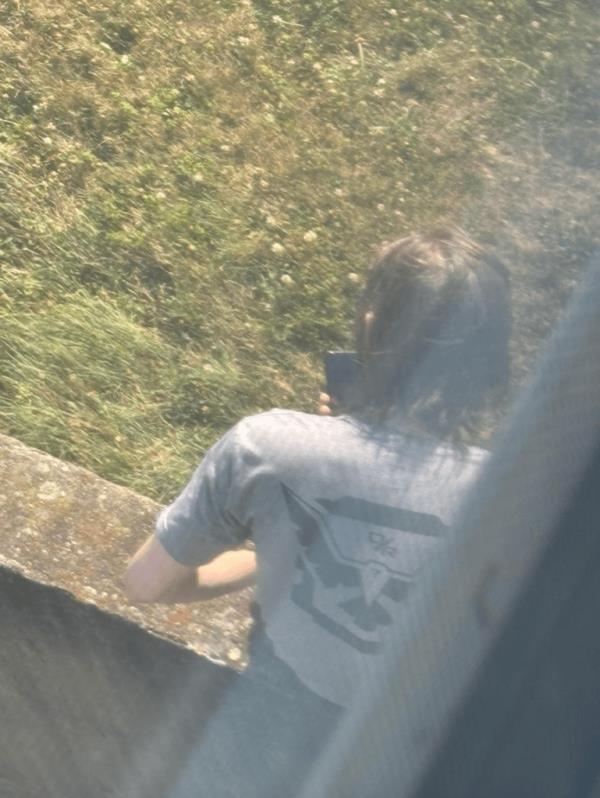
<box><xmin>282</xmin><ymin>483</ymin><xmax>447</xmax><ymax>654</ymax></box>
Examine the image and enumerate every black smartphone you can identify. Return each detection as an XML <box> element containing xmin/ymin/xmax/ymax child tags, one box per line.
<box><xmin>324</xmin><ymin>351</ymin><xmax>361</xmax><ymax>407</ymax></box>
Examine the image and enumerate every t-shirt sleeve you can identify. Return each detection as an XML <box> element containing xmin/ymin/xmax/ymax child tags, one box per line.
<box><xmin>155</xmin><ymin>422</ymin><xmax>253</xmax><ymax>566</ymax></box>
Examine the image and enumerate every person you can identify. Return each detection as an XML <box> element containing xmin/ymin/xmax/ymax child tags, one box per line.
<box><xmin>124</xmin><ymin>227</ymin><xmax>511</xmax><ymax>796</ymax></box>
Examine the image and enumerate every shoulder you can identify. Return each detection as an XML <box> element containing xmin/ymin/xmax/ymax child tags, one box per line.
<box><xmin>236</xmin><ymin>408</ymin><xmax>340</xmax><ymax>434</ymax></box>
<box><xmin>232</xmin><ymin>409</ymin><xmax>351</xmax><ymax>454</ymax></box>
<box><xmin>226</xmin><ymin>410</ymin><xmax>366</xmax><ymax>478</ymax></box>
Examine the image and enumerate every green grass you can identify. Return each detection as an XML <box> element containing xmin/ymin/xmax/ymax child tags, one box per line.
<box><xmin>0</xmin><ymin>0</ymin><xmax>598</xmax><ymax>500</ymax></box>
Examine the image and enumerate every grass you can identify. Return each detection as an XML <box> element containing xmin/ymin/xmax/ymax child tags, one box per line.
<box><xmin>0</xmin><ymin>0</ymin><xmax>598</xmax><ymax>501</ymax></box>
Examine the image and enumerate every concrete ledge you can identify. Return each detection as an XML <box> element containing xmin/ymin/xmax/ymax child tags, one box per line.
<box><xmin>0</xmin><ymin>433</ymin><xmax>259</xmax><ymax>796</ymax></box>
<box><xmin>0</xmin><ymin>433</ymin><xmax>253</xmax><ymax>667</ymax></box>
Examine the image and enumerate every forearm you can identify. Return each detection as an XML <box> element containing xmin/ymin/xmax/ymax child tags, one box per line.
<box><xmin>157</xmin><ymin>548</ymin><xmax>257</xmax><ymax>604</ymax></box>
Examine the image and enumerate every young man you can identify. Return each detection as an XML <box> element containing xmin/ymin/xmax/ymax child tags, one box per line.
<box><xmin>124</xmin><ymin>228</ymin><xmax>511</xmax><ymax>795</ymax></box>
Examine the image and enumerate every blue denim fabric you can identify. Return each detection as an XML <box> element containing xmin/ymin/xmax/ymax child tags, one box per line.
<box><xmin>168</xmin><ymin>629</ymin><xmax>342</xmax><ymax>798</ymax></box>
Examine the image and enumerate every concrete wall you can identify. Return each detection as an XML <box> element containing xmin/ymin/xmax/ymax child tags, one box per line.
<box><xmin>0</xmin><ymin>567</ymin><xmax>237</xmax><ymax>798</ymax></box>
<box><xmin>0</xmin><ymin>434</ymin><xmax>253</xmax><ymax>798</ymax></box>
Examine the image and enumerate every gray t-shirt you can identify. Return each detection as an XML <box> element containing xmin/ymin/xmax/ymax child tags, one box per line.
<box><xmin>156</xmin><ymin>409</ymin><xmax>487</xmax><ymax>707</ymax></box>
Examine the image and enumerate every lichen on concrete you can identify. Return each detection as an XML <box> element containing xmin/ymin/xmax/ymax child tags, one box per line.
<box><xmin>0</xmin><ymin>433</ymin><xmax>253</xmax><ymax>667</ymax></box>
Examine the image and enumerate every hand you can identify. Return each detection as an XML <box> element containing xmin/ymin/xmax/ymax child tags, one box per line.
<box><xmin>318</xmin><ymin>392</ymin><xmax>334</xmax><ymax>416</ymax></box>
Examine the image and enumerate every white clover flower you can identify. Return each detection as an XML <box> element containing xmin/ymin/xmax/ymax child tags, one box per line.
<box><xmin>42</xmin><ymin>136</ymin><xmax>53</xmax><ymax>146</ymax></box>
<box><xmin>377</xmin><ymin>203</ymin><xmax>386</xmax><ymax>211</ymax></box>
<box><xmin>265</xmin><ymin>215</ymin><xmax>278</xmax><ymax>227</ymax></box>
<box><xmin>347</xmin><ymin>272</ymin><xmax>360</xmax><ymax>284</ymax></box>
<box><xmin>271</xmin><ymin>242</ymin><xmax>285</xmax><ymax>255</ymax></box>
<box><xmin>280</xmin><ymin>273</ymin><xmax>294</xmax><ymax>285</ymax></box>
<box><xmin>303</xmin><ymin>230</ymin><xmax>317</xmax><ymax>243</ymax></box>
<box><xmin>531</xmin><ymin>20</ymin><xmax>540</xmax><ymax>28</ymax></box>
<box><xmin>387</xmin><ymin>8</ymin><xmax>398</xmax><ymax>16</ymax></box>
<box><xmin>156</xmin><ymin>191</ymin><xmax>167</xmax><ymax>200</ymax></box>
<box><xmin>334</xmin><ymin>188</ymin><xmax>345</xmax><ymax>197</ymax></box>
<box><xmin>237</xmin><ymin>36</ymin><xmax>251</xmax><ymax>46</ymax></box>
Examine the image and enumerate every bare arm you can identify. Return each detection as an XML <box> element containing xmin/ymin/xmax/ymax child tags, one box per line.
<box><xmin>124</xmin><ymin>534</ymin><xmax>256</xmax><ymax>605</ymax></box>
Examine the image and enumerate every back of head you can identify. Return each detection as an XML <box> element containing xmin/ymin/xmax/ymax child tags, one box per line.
<box><xmin>353</xmin><ymin>227</ymin><xmax>511</xmax><ymax>442</ymax></box>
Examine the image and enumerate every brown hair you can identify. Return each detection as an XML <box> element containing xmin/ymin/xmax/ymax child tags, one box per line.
<box><xmin>352</xmin><ymin>227</ymin><xmax>511</xmax><ymax>440</ymax></box>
